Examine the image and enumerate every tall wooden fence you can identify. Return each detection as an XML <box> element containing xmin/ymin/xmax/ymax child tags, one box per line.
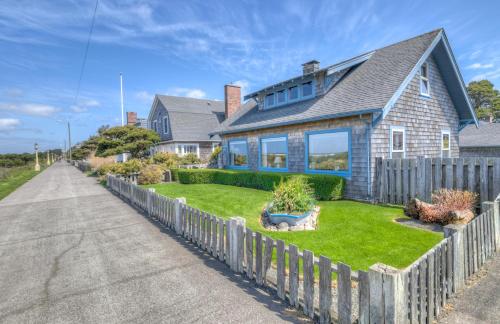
<box><xmin>104</xmin><ymin>173</ymin><xmax>500</xmax><ymax>323</ymax></box>
<box><xmin>375</xmin><ymin>157</ymin><xmax>500</xmax><ymax>207</ymax></box>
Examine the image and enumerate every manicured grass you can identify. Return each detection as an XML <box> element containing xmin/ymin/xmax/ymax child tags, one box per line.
<box><xmin>147</xmin><ymin>183</ymin><xmax>442</xmax><ymax>271</ymax></box>
<box><xmin>0</xmin><ymin>165</ymin><xmax>41</xmax><ymax>200</ymax></box>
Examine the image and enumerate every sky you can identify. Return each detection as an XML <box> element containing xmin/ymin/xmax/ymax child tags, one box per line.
<box><xmin>0</xmin><ymin>0</ymin><xmax>499</xmax><ymax>153</ymax></box>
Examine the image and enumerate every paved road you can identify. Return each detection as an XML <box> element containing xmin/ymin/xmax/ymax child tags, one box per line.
<box><xmin>0</xmin><ymin>162</ymin><xmax>304</xmax><ymax>323</ymax></box>
<box><xmin>438</xmin><ymin>254</ymin><xmax>499</xmax><ymax>324</ymax></box>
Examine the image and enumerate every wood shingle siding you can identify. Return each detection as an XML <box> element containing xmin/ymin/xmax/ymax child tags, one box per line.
<box><xmin>222</xmin><ymin>115</ymin><xmax>371</xmax><ymax>200</ymax></box>
<box><xmin>370</xmin><ymin>56</ymin><xmax>460</xmax><ymax>197</ymax></box>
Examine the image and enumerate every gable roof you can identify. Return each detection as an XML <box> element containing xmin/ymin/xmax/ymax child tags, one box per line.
<box><xmin>149</xmin><ymin>95</ymin><xmax>225</xmax><ymax>142</ymax></box>
<box><xmin>213</xmin><ymin>29</ymin><xmax>477</xmax><ymax>135</ymax></box>
<box><xmin>460</xmin><ymin>121</ymin><xmax>500</xmax><ymax>148</ymax></box>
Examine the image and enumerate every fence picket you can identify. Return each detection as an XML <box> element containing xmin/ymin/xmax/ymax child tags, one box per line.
<box><xmin>319</xmin><ymin>256</ymin><xmax>332</xmax><ymax>324</ymax></box>
<box><xmin>219</xmin><ymin>220</ymin><xmax>225</xmax><ymax>262</ymax></box>
<box><xmin>358</xmin><ymin>271</ymin><xmax>370</xmax><ymax>324</ymax></box>
<box><xmin>395</xmin><ymin>159</ymin><xmax>402</xmax><ymax>204</ymax></box>
<box><xmin>303</xmin><ymin>250</ymin><xmax>315</xmax><ymax>319</ymax></box>
<box><xmin>263</xmin><ymin>237</ymin><xmax>273</xmax><ymax>284</ymax></box>
<box><xmin>403</xmin><ymin>159</ymin><xmax>409</xmax><ymax>205</ymax></box>
<box><xmin>427</xmin><ymin>252</ymin><xmax>435</xmax><ymax>323</ymax></box>
<box><xmin>246</xmin><ymin>228</ymin><xmax>253</xmax><ymax>279</ymax></box>
<box><xmin>288</xmin><ymin>244</ymin><xmax>299</xmax><ymax>308</ymax></box>
<box><xmin>276</xmin><ymin>240</ymin><xmax>286</xmax><ymax>300</ymax></box>
<box><xmin>338</xmin><ymin>262</ymin><xmax>352</xmax><ymax>324</ymax></box>
<box><xmin>255</xmin><ymin>232</ymin><xmax>263</xmax><ymax>285</ymax></box>
<box><xmin>419</xmin><ymin>259</ymin><xmax>427</xmax><ymax>324</ymax></box>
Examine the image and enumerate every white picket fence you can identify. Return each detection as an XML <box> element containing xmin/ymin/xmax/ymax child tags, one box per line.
<box><xmin>105</xmin><ymin>174</ymin><xmax>499</xmax><ymax>323</ymax></box>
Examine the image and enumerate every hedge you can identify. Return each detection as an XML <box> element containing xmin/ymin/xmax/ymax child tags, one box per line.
<box><xmin>175</xmin><ymin>169</ymin><xmax>345</xmax><ymax>201</ymax></box>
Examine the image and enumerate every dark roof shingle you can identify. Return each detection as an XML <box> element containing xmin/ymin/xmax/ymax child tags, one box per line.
<box><xmin>460</xmin><ymin>121</ymin><xmax>500</xmax><ymax>147</ymax></box>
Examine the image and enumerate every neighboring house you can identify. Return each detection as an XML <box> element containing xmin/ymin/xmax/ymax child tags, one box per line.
<box><xmin>459</xmin><ymin>121</ymin><xmax>500</xmax><ymax>157</ymax></box>
<box><xmin>126</xmin><ymin>112</ymin><xmax>147</xmax><ymax>128</ymax></box>
<box><xmin>147</xmin><ymin>95</ymin><xmax>226</xmax><ymax>161</ymax></box>
<box><xmin>212</xmin><ymin>29</ymin><xmax>478</xmax><ymax>200</ymax></box>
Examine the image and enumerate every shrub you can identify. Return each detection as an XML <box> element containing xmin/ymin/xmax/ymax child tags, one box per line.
<box><xmin>175</xmin><ymin>169</ymin><xmax>345</xmax><ymax>201</ymax></box>
<box><xmin>96</xmin><ymin>162</ymin><xmax>124</xmax><ymax>176</ymax></box>
<box><xmin>121</xmin><ymin>159</ymin><xmax>143</xmax><ymax>174</ymax></box>
<box><xmin>180</xmin><ymin>153</ymin><xmax>201</xmax><ymax>165</ymax></box>
<box><xmin>138</xmin><ymin>164</ymin><xmax>164</xmax><ymax>185</ymax></box>
<box><xmin>419</xmin><ymin>189</ymin><xmax>477</xmax><ymax>224</ymax></box>
<box><xmin>270</xmin><ymin>176</ymin><xmax>315</xmax><ymax>214</ymax></box>
<box><xmin>209</xmin><ymin>146</ymin><xmax>221</xmax><ymax>166</ymax></box>
<box><xmin>152</xmin><ymin>152</ymin><xmax>179</xmax><ymax>169</ymax></box>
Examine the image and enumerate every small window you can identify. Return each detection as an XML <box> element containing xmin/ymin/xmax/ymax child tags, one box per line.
<box><xmin>229</xmin><ymin>140</ymin><xmax>248</xmax><ymax>167</ymax></box>
<box><xmin>152</xmin><ymin>120</ymin><xmax>157</xmax><ymax>132</ymax></box>
<box><xmin>176</xmin><ymin>144</ymin><xmax>199</xmax><ymax>157</ymax></box>
<box><xmin>260</xmin><ymin>136</ymin><xmax>287</xmax><ymax>170</ymax></box>
<box><xmin>162</xmin><ymin>116</ymin><xmax>169</xmax><ymax>134</ymax></box>
<box><xmin>265</xmin><ymin>93</ymin><xmax>275</xmax><ymax>108</ymax></box>
<box><xmin>390</xmin><ymin>127</ymin><xmax>405</xmax><ymax>159</ymax></box>
<box><xmin>441</xmin><ymin>130</ymin><xmax>450</xmax><ymax>158</ymax></box>
<box><xmin>289</xmin><ymin>86</ymin><xmax>299</xmax><ymax>100</ymax></box>
<box><xmin>302</xmin><ymin>81</ymin><xmax>313</xmax><ymax>97</ymax></box>
<box><xmin>276</xmin><ymin>90</ymin><xmax>286</xmax><ymax>104</ymax></box>
<box><xmin>420</xmin><ymin>62</ymin><xmax>430</xmax><ymax>96</ymax></box>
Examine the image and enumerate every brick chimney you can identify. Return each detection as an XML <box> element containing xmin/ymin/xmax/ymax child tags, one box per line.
<box><xmin>224</xmin><ymin>84</ymin><xmax>241</xmax><ymax>120</ymax></box>
<box><xmin>302</xmin><ymin>60</ymin><xmax>320</xmax><ymax>75</ymax></box>
<box><xmin>127</xmin><ymin>112</ymin><xmax>137</xmax><ymax>126</ymax></box>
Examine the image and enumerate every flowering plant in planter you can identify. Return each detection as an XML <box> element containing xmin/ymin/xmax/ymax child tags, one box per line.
<box><xmin>269</xmin><ymin>176</ymin><xmax>316</xmax><ymax>215</ymax></box>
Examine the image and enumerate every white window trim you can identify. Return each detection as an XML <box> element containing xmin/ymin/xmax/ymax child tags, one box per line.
<box><xmin>175</xmin><ymin>143</ymin><xmax>200</xmax><ymax>157</ymax></box>
<box><xmin>420</xmin><ymin>62</ymin><xmax>431</xmax><ymax>97</ymax></box>
<box><xmin>390</xmin><ymin>126</ymin><xmax>406</xmax><ymax>158</ymax></box>
<box><xmin>162</xmin><ymin>116</ymin><xmax>169</xmax><ymax>134</ymax></box>
<box><xmin>441</xmin><ymin>130</ymin><xmax>451</xmax><ymax>158</ymax></box>
<box><xmin>152</xmin><ymin>120</ymin><xmax>157</xmax><ymax>132</ymax></box>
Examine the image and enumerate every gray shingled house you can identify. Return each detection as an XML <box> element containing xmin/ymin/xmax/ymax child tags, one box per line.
<box><xmin>460</xmin><ymin>121</ymin><xmax>500</xmax><ymax>157</ymax></box>
<box><xmin>147</xmin><ymin>95</ymin><xmax>225</xmax><ymax>161</ymax></box>
<box><xmin>211</xmin><ymin>29</ymin><xmax>478</xmax><ymax>200</ymax></box>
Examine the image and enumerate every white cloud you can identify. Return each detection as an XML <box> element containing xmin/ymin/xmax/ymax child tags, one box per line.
<box><xmin>0</xmin><ymin>118</ymin><xmax>20</xmax><ymax>131</ymax></box>
<box><xmin>135</xmin><ymin>91</ymin><xmax>155</xmax><ymax>103</ymax></box>
<box><xmin>70</xmin><ymin>98</ymin><xmax>100</xmax><ymax>113</ymax></box>
<box><xmin>467</xmin><ymin>63</ymin><xmax>494</xmax><ymax>70</ymax></box>
<box><xmin>0</xmin><ymin>103</ymin><xmax>59</xmax><ymax>116</ymax></box>
<box><xmin>232</xmin><ymin>80</ymin><xmax>250</xmax><ymax>95</ymax></box>
<box><xmin>168</xmin><ymin>87</ymin><xmax>206</xmax><ymax>99</ymax></box>
<box><xmin>471</xmin><ymin>68</ymin><xmax>500</xmax><ymax>82</ymax></box>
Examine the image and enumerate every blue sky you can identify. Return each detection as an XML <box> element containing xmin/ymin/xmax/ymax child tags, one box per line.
<box><xmin>0</xmin><ymin>0</ymin><xmax>499</xmax><ymax>153</ymax></box>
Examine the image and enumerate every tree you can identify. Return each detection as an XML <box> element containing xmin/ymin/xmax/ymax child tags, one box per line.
<box><xmin>467</xmin><ymin>80</ymin><xmax>500</xmax><ymax>121</ymax></box>
<box><xmin>95</xmin><ymin>126</ymin><xmax>160</xmax><ymax>158</ymax></box>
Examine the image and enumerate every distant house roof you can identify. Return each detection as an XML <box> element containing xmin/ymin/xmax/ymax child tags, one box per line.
<box><xmin>460</xmin><ymin>122</ymin><xmax>500</xmax><ymax>148</ymax></box>
<box><xmin>213</xmin><ymin>29</ymin><xmax>477</xmax><ymax>135</ymax></box>
<box><xmin>149</xmin><ymin>95</ymin><xmax>225</xmax><ymax>142</ymax></box>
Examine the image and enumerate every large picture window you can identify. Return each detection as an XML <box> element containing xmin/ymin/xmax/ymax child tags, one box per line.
<box><xmin>229</xmin><ymin>140</ymin><xmax>248</xmax><ymax>167</ymax></box>
<box><xmin>306</xmin><ymin>129</ymin><xmax>351</xmax><ymax>175</ymax></box>
<box><xmin>390</xmin><ymin>126</ymin><xmax>405</xmax><ymax>159</ymax></box>
<box><xmin>176</xmin><ymin>144</ymin><xmax>199</xmax><ymax>157</ymax></box>
<box><xmin>260</xmin><ymin>136</ymin><xmax>287</xmax><ymax>170</ymax></box>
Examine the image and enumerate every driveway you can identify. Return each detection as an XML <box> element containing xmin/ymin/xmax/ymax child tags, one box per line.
<box><xmin>0</xmin><ymin>162</ymin><xmax>304</xmax><ymax>323</ymax></box>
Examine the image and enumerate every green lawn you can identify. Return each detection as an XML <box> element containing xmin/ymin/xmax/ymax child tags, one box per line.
<box><xmin>0</xmin><ymin>165</ymin><xmax>41</xmax><ymax>200</ymax></box>
<box><xmin>147</xmin><ymin>183</ymin><xmax>442</xmax><ymax>271</ymax></box>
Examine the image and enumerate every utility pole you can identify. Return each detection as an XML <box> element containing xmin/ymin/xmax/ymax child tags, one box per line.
<box><xmin>120</xmin><ymin>73</ymin><xmax>124</xmax><ymax>126</ymax></box>
<box><xmin>68</xmin><ymin>122</ymin><xmax>72</xmax><ymax>162</ymax></box>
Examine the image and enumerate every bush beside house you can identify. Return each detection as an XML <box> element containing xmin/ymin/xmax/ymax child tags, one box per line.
<box><xmin>175</xmin><ymin>169</ymin><xmax>345</xmax><ymax>200</ymax></box>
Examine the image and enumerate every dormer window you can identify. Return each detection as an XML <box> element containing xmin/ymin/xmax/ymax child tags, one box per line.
<box><xmin>302</xmin><ymin>81</ymin><xmax>313</xmax><ymax>97</ymax></box>
<box><xmin>289</xmin><ymin>86</ymin><xmax>299</xmax><ymax>100</ymax></box>
<box><xmin>420</xmin><ymin>62</ymin><xmax>430</xmax><ymax>97</ymax></box>
<box><xmin>277</xmin><ymin>90</ymin><xmax>286</xmax><ymax>104</ymax></box>
<box><xmin>265</xmin><ymin>93</ymin><xmax>275</xmax><ymax>108</ymax></box>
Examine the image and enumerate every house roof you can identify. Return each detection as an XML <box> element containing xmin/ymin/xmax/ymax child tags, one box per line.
<box><xmin>460</xmin><ymin>121</ymin><xmax>500</xmax><ymax>148</ymax></box>
<box><xmin>151</xmin><ymin>95</ymin><xmax>225</xmax><ymax>142</ymax></box>
<box><xmin>213</xmin><ymin>29</ymin><xmax>477</xmax><ymax>135</ymax></box>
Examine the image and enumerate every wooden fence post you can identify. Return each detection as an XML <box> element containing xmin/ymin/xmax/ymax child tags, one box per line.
<box><xmin>228</xmin><ymin>217</ymin><xmax>245</xmax><ymax>272</ymax></box>
<box><xmin>494</xmin><ymin>199</ymin><xmax>500</xmax><ymax>251</ymax></box>
<box><xmin>444</xmin><ymin>224</ymin><xmax>466</xmax><ymax>293</ymax></box>
<box><xmin>174</xmin><ymin>197</ymin><xmax>186</xmax><ymax>235</ymax></box>
<box><xmin>368</xmin><ymin>263</ymin><xmax>406</xmax><ymax>324</ymax></box>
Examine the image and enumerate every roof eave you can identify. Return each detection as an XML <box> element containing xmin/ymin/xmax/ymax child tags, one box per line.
<box><xmin>212</xmin><ymin>108</ymin><xmax>382</xmax><ymax>136</ymax></box>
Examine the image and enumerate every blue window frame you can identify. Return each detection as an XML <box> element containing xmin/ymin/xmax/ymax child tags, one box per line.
<box><xmin>288</xmin><ymin>86</ymin><xmax>299</xmax><ymax>101</ymax></box>
<box><xmin>305</xmin><ymin>128</ymin><xmax>352</xmax><ymax>177</ymax></box>
<box><xmin>258</xmin><ymin>134</ymin><xmax>288</xmax><ymax>172</ymax></box>
<box><xmin>227</xmin><ymin>139</ymin><xmax>249</xmax><ymax>169</ymax></box>
<box><xmin>276</xmin><ymin>90</ymin><xmax>286</xmax><ymax>104</ymax></box>
<box><xmin>302</xmin><ymin>81</ymin><xmax>313</xmax><ymax>97</ymax></box>
<box><xmin>265</xmin><ymin>93</ymin><xmax>275</xmax><ymax>108</ymax></box>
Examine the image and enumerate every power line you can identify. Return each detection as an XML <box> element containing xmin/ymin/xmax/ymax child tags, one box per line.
<box><xmin>73</xmin><ymin>0</ymin><xmax>99</xmax><ymax>106</ymax></box>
